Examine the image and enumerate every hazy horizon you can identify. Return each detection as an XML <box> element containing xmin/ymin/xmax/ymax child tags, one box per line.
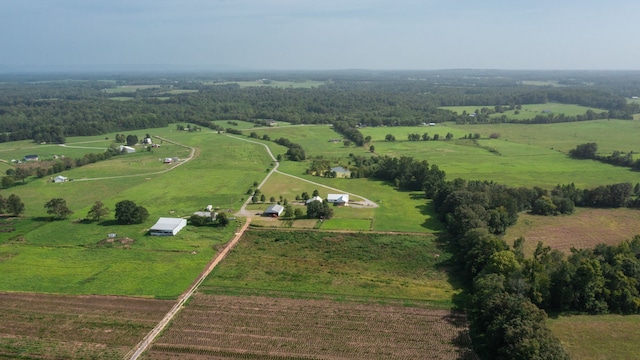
<box><xmin>2</xmin><ymin>0</ymin><xmax>639</xmax><ymax>72</ymax></box>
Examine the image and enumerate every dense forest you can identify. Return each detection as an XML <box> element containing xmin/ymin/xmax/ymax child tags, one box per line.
<box><xmin>0</xmin><ymin>70</ymin><xmax>639</xmax><ymax>144</ymax></box>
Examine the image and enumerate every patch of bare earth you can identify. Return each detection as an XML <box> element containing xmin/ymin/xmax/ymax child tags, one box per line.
<box><xmin>146</xmin><ymin>293</ymin><xmax>477</xmax><ymax>359</ymax></box>
<box><xmin>0</xmin><ymin>292</ymin><xmax>174</xmax><ymax>359</ymax></box>
<box><xmin>506</xmin><ymin>208</ymin><xmax>640</xmax><ymax>255</ymax></box>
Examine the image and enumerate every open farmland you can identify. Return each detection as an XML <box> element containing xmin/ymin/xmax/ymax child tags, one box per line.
<box><xmin>548</xmin><ymin>314</ymin><xmax>640</xmax><ymax>360</ymax></box>
<box><xmin>0</xmin><ymin>292</ymin><xmax>174</xmax><ymax>359</ymax></box>
<box><xmin>146</xmin><ymin>294</ymin><xmax>477</xmax><ymax>360</ymax></box>
<box><xmin>505</xmin><ymin>208</ymin><xmax>640</xmax><ymax>255</ymax></box>
<box><xmin>201</xmin><ymin>230</ymin><xmax>457</xmax><ymax>305</ymax></box>
<box><xmin>441</xmin><ymin>103</ymin><xmax>604</xmax><ymax>121</ymax></box>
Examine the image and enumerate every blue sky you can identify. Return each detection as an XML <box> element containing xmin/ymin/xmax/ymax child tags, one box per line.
<box><xmin>1</xmin><ymin>0</ymin><xmax>638</xmax><ymax>71</ymax></box>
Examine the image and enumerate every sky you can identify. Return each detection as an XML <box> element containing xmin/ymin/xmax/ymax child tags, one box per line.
<box><xmin>1</xmin><ymin>0</ymin><xmax>639</xmax><ymax>71</ymax></box>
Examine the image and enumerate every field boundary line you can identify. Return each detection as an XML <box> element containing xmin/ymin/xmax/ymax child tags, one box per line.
<box><xmin>124</xmin><ymin>217</ymin><xmax>251</xmax><ymax>360</ymax></box>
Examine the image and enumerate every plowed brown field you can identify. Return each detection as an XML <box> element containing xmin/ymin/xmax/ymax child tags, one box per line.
<box><xmin>0</xmin><ymin>292</ymin><xmax>174</xmax><ymax>359</ymax></box>
<box><xmin>146</xmin><ymin>293</ymin><xmax>477</xmax><ymax>359</ymax></box>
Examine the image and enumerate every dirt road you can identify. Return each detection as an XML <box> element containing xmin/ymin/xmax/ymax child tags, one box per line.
<box><xmin>125</xmin><ymin>217</ymin><xmax>252</xmax><ymax>360</ymax></box>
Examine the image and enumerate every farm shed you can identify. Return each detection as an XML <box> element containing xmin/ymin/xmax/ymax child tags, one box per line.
<box><xmin>149</xmin><ymin>217</ymin><xmax>187</xmax><ymax>236</ymax></box>
<box><xmin>118</xmin><ymin>145</ymin><xmax>136</xmax><ymax>154</ymax></box>
<box><xmin>24</xmin><ymin>154</ymin><xmax>39</xmax><ymax>161</ymax></box>
<box><xmin>327</xmin><ymin>194</ymin><xmax>349</xmax><ymax>205</ymax></box>
<box><xmin>53</xmin><ymin>175</ymin><xmax>67</xmax><ymax>183</ymax></box>
<box><xmin>263</xmin><ymin>204</ymin><xmax>284</xmax><ymax>217</ymax></box>
<box><xmin>305</xmin><ymin>196</ymin><xmax>323</xmax><ymax>204</ymax></box>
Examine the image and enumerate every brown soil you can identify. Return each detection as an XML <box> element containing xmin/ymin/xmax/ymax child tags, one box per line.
<box><xmin>0</xmin><ymin>292</ymin><xmax>174</xmax><ymax>359</ymax></box>
<box><xmin>146</xmin><ymin>294</ymin><xmax>478</xmax><ymax>359</ymax></box>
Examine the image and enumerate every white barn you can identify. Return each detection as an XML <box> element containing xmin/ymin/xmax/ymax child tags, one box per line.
<box><xmin>119</xmin><ymin>145</ymin><xmax>136</xmax><ymax>154</ymax></box>
<box><xmin>327</xmin><ymin>194</ymin><xmax>349</xmax><ymax>205</ymax></box>
<box><xmin>53</xmin><ymin>175</ymin><xmax>67</xmax><ymax>183</ymax></box>
<box><xmin>149</xmin><ymin>217</ymin><xmax>187</xmax><ymax>236</ymax></box>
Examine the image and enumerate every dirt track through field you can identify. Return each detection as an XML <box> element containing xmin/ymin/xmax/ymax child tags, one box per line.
<box><xmin>227</xmin><ymin>135</ymin><xmax>378</xmax><ymax>219</ymax></box>
<box><xmin>125</xmin><ymin>217</ymin><xmax>251</xmax><ymax>360</ymax></box>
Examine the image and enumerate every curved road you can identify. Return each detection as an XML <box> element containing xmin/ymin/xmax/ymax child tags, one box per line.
<box><xmin>226</xmin><ymin>135</ymin><xmax>378</xmax><ymax>218</ymax></box>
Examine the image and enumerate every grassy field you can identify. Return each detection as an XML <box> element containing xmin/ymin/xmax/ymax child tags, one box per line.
<box><xmin>0</xmin><ymin>127</ymin><xmax>276</xmax><ymax>297</ymax></box>
<box><xmin>202</xmin><ymin>230</ymin><xmax>458</xmax><ymax>306</ymax></box>
<box><xmin>102</xmin><ymin>85</ymin><xmax>162</xmax><ymax>93</ymax></box>
<box><xmin>213</xmin><ymin>80</ymin><xmax>327</xmax><ymax>88</ymax></box>
<box><xmin>441</xmin><ymin>103</ymin><xmax>604</xmax><ymax>120</ymax></box>
<box><xmin>358</xmin><ymin>123</ymin><xmax>640</xmax><ymax>188</ymax></box>
<box><xmin>505</xmin><ymin>208</ymin><xmax>640</xmax><ymax>256</ymax></box>
<box><xmin>548</xmin><ymin>314</ymin><xmax>640</xmax><ymax>360</ymax></box>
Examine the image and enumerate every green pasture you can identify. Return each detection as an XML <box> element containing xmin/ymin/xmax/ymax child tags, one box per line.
<box><xmin>548</xmin><ymin>314</ymin><xmax>640</xmax><ymax>360</ymax></box>
<box><xmin>441</xmin><ymin>103</ymin><xmax>604</xmax><ymax>120</ymax></box>
<box><xmin>447</xmin><ymin>119</ymin><xmax>640</xmax><ymax>155</ymax></box>
<box><xmin>359</xmin><ymin>124</ymin><xmax>640</xmax><ymax>189</ymax></box>
<box><xmin>0</xmin><ymin>128</ymin><xmax>274</xmax><ymax>297</ymax></box>
<box><xmin>202</xmin><ymin>230</ymin><xmax>457</xmax><ymax>307</ymax></box>
<box><xmin>102</xmin><ymin>85</ymin><xmax>161</xmax><ymax>93</ymax></box>
<box><xmin>0</xmin><ymin>224</ymin><xmax>237</xmax><ymax>298</ymax></box>
<box><xmin>214</xmin><ymin>80</ymin><xmax>326</xmax><ymax>88</ymax></box>
<box><xmin>275</xmin><ymin>161</ymin><xmax>441</xmax><ymax>233</ymax></box>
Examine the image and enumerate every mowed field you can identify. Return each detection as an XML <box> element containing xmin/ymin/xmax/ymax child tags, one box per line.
<box><xmin>441</xmin><ymin>103</ymin><xmax>604</xmax><ymax>120</ymax></box>
<box><xmin>505</xmin><ymin>208</ymin><xmax>640</xmax><ymax>255</ymax></box>
<box><xmin>146</xmin><ymin>294</ymin><xmax>477</xmax><ymax>360</ymax></box>
<box><xmin>0</xmin><ymin>292</ymin><xmax>174</xmax><ymax>359</ymax></box>
<box><xmin>548</xmin><ymin>314</ymin><xmax>640</xmax><ymax>360</ymax></box>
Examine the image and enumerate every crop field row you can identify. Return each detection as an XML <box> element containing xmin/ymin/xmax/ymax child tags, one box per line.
<box><xmin>0</xmin><ymin>292</ymin><xmax>174</xmax><ymax>359</ymax></box>
<box><xmin>146</xmin><ymin>294</ymin><xmax>477</xmax><ymax>360</ymax></box>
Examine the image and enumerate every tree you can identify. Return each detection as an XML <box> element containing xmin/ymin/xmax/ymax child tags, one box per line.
<box><xmin>283</xmin><ymin>204</ymin><xmax>294</xmax><ymax>217</ymax></box>
<box><xmin>115</xmin><ymin>200</ymin><xmax>149</xmax><ymax>224</ymax></box>
<box><xmin>369</xmin><ymin>145</ymin><xmax>375</xmax><ymax>153</ymax></box>
<box><xmin>260</xmin><ymin>194</ymin><xmax>266</xmax><ymax>202</ymax></box>
<box><xmin>126</xmin><ymin>134</ymin><xmax>139</xmax><ymax>146</ymax></box>
<box><xmin>385</xmin><ymin>134</ymin><xmax>396</xmax><ymax>142</ymax></box>
<box><xmin>307</xmin><ymin>200</ymin><xmax>334</xmax><ymax>219</ymax></box>
<box><xmin>215</xmin><ymin>211</ymin><xmax>229</xmax><ymax>227</ymax></box>
<box><xmin>14</xmin><ymin>166</ymin><xmax>32</xmax><ymax>183</ymax></box>
<box><xmin>87</xmin><ymin>201</ymin><xmax>109</xmax><ymax>222</ymax></box>
<box><xmin>312</xmin><ymin>189</ymin><xmax>320</xmax><ymax>197</ymax></box>
<box><xmin>189</xmin><ymin>214</ymin><xmax>210</xmax><ymax>226</ymax></box>
<box><xmin>1</xmin><ymin>176</ymin><xmax>14</xmax><ymax>189</ymax></box>
<box><xmin>6</xmin><ymin>194</ymin><xmax>24</xmax><ymax>216</ymax></box>
<box><xmin>569</xmin><ymin>142</ymin><xmax>598</xmax><ymax>159</ymax></box>
<box><xmin>294</xmin><ymin>208</ymin><xmax>304</xmax><ymax>218</ymax></box>
<box><xmin>45</xmin><ymin>198</ymin><xmax>73</xmax><ymax>220</ymax></box>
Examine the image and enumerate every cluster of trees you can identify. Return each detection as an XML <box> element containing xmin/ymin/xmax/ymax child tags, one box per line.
<box><xmin>273</xmin><ymin>137</ymin><xmax>306</xmax><ymax>161</ymax></box>
<box><xmin>114</xmin><ymin>200</ymin><xmax>149</xmax><ymax>225</ymax></box>
<box><xmin>306</xmin><ymin>199</ymin><xmax>333</xmax><ymax>219</ymax></box>
<box><xmin>570</xmin><ymin>142</ymin><xmax>640</xmax><ymax>171</ymax></box>
<box><xmin>189</xmin><ymin>211</ymin><xmax>229</xmax><ymax>227</ymax></box>
<box><xmin>331</xmin><ymin>122</ymin><xmax>366</xmax><ymax>146</ymax></box>
<box><xmin>407</xmin><ymin>132</ymin><xmax>453</xmax><ymax>141</ymax></box>
<box><xmin>458</xmin><ymin>109</ymin><xmax>614</xmax><ymax>125</ymax></box>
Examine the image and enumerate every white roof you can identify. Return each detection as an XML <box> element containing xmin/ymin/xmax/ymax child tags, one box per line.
<box><xmin>150</xmin><ymin>217</ymin><xmax>186</xmax><ymax>231</ymax></box>
<box><xmin>54</xmin><ymin>175</ymin><xmax>67</xmax><ymax>180</ymax></box>
<box><xmin>306</xmin><ymin>196</ymin><xmax>323</xmax><ymax>204</ymax></box>
<box><xmin>264</xmin><ymin>204</ymin><xmax>284</xmax><ymax>215</ymax></box>
<box><xmin>327</xmin><ymin>194</ymin><xmax>349</xmax><ymax>203</ymax></box>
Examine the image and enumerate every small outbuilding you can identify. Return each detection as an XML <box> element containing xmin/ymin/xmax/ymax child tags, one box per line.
<box><xmin>149</xmin><ymin>217</ymin><xmax>187</xmax><ymax>236</ymax></box>
<box><xmin>263</xmin><ymin>204</ymin><xmax>284</xmax><ymax>217</ymax></box>
<box><xmin>24</xmin><ymin>154</ymin><xmax>39</xmax><ymax>161</ymax></box>
<box><xmin>53</xmin><ymin>175</ymin><xmax>67</xmax><ymax>183</ymax></box>
<box><xmin>305</xmin><ymin>196</ymin><xmax>323</xmax><ymax>204</ymax></box>
<box><xmin>118</xmin><ymin>145</ymin><xmax>136</xmax><ymax>154</ymax></box>
<box><xmin>327</xmin><ymin>194</ymin><xmax>349</xmax><ymax>206</ymax></box>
